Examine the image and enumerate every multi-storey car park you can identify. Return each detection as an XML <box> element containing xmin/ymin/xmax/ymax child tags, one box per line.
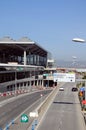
<box><xmin>0</xmin><ymin>36</ymin><xmax>56</xmax><ymax>93</ymax></box>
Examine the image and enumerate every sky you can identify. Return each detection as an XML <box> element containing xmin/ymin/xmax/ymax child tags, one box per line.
<box><xmin>0</xmin><ymin>0</ymin><xmax>86</xmax><ymax>62</ymax></box>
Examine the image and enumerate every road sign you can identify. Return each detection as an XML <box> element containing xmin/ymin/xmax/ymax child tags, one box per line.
<box><xmin>17</xmin><ymin>67</ymin><xmax>23</xmax><ymax>71</ymax></box>
<box><xmin>53</xmin><ymin>73</ymin><xmax>75</xmax><ymax>82</ymax></box>
<box><xmin>43</xmin><ymin>74</ymin><xmax>48</xmax><ymax>76</ymax></box>
<box><xmin>21</xmin><ymin>114</ymin><xmax>29</xmax><ymax>123</ymax></box>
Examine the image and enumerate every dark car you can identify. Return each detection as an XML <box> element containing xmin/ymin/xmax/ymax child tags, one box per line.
<box><xmin>71</xmin><ymin>87</ymin><xmax>78</xmax><ymax>92</ymax></box>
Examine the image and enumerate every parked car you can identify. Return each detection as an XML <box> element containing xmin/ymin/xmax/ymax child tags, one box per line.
<box><xmin>71</xmin><ymin>87</ymin><xmax>78</xmax><ymax>92</ymax></box>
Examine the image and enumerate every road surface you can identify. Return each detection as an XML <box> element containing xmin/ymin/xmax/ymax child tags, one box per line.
<box><xmin>0</xmin><ymin>89</ymin><xmax>52</xmax><ymax>129</ymax></box>
<box><xmin>37</xmin><ymin>83</ymin><xmax>86</xmax><ymax>130</ymax></box>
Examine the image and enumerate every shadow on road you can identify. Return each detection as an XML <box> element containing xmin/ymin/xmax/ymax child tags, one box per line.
<box><xmin>53</xmin><ymin>101</ymin><xmax>80</xmax><ymax>105</ymax></box>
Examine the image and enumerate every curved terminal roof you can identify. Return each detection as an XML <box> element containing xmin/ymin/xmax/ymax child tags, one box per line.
<box><xmin>0</xmin><ymin>36</ymin><xmax>47</xmax><ymax>57</ymax></box>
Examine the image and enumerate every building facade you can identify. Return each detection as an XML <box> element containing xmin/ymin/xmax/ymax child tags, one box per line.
<box><xmin>0</xmin><ymin>36</ymin><xmax>50</xmax><ymax>92</ymax></box>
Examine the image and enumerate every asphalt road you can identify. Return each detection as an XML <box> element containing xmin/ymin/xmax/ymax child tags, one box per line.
<box><xmin>37</xmin><ymin>83</ymin><xmax>86</xmax><ymax>130</ymax></box>
<box><xmin>0</xmin><ymin>89</ymin><xmax>52</xmax><ymax>129</ymax></box>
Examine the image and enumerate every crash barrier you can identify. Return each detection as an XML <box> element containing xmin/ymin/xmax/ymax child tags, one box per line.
<box><xmin>0</xmin><ymin>86</ymin><xmax>45</xmax><ymax>97</ymax></box>
<box><xmin>0</xmin><ymin>90</ymin><xmax>29</xmax><ymax>97</ymax></box>
<box><xmin>29</xmin><ymin>112</ymin><xmax>38</xmax><ymax>118</ymax></box>
<box><xmin>29</xmin><ymin>87</ymin><xmax>57</xmax><ymax>118</ymax></box>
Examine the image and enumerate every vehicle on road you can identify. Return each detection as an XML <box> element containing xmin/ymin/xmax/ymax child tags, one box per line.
<box><xmin>71</xmin><ymin>87</ymin><xmax>78</xmax><ymax>92</ymax></box>
<box><xmin>59</xmin><ymin>87</ymin><xmax>64</xmax><ymax>91</ymax></box>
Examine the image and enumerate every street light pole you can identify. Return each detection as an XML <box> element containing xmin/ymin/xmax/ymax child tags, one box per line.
<box><xmin>72</xmin><ymin>38</ymin><xmax>85</xmax><ymax>43</ymax></box>
<box><xmin>29</xmin><ymin>69</ymin><xmax>32</xmax><ymax>91</ymax></box>
<box><xmin>72</xmin><ymin>37</ymin><xmax>86</xmax><ymax>107</ymax></box>
<box><xmin>15</xmin><ymin>69</ymin><xmax>17</xmax><ymax>96</ymax></box>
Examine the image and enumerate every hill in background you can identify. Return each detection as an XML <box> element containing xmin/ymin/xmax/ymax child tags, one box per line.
<box><xmin>56</xmin><ymin>60</ymin><xmax>86</xmax><ymax>68</ymax></box>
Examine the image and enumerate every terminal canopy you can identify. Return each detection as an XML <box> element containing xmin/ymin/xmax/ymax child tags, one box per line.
<box><xmin>0</xmin><ymin>36</ymin><xmax>47</xmax><ymax>57</ymax></box>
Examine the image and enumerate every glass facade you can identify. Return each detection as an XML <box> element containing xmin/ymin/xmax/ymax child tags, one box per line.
<box><xmin>26</xmin><ymin>54</ymin><xmax>47</xmax><ymax>67</ymax></box>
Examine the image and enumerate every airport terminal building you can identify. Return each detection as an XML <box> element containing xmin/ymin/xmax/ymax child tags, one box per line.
<box><xmin>0</xmin><ymin>36</ymin><xmax>47</xmax><ymax>67</ymax></box>
<box><xmin>0</xmin><ymin>36</ymin><xmax>55</xmax><ymax>93</ymax></box>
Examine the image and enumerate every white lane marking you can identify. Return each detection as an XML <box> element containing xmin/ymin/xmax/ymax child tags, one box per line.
<box><xmin>3</xmin><ymin>97</ymin><xmax>41</xmax><ymax>130</ymax></box>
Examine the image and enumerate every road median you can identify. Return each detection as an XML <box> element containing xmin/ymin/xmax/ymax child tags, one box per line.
<box><xmin>28</xmin><ymin>83</ymin><xmax>65</xmax><ymax>130</ymax></box>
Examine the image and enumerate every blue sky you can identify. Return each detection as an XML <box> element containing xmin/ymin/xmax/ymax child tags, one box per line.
<box><xmin>0</xmin><ymin>0</ymin><xmax>86</xmax><ymax>62</ymax></box>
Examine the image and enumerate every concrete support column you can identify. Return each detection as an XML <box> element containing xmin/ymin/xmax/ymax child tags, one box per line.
<box><xmin>37</xmin><ymin>55</ymin><xmax>39</xmax><ymax>65</ymax></box>
<box><xmin>39</xmin><ymin>80</ymin><xmax>41</xmax><ymax>86</ymax></box>
<box><xmin>19</xmin><ymin>83</ymin><xmax>21</xmax><ymax>90</ymax></box>
<box><xmin>22</xmin><ymin>82</ymin><xmax>24</xmax><ymax>89</ymax></box>
<box><xmin>33</xmin><ymin>80</ymin><xmax>35</xmax><ymax>86</ymax></box>
<box><xmin>26</xmin><ymin>82</ymin><xmax>28</xmax><ymax>89</ymax></box>
<box><xmin>42</xmin><ymin>80</ymin><xmax>44</xmax><ymax>87</ymax></box>
<box><xmin>37</xmin><ymin>80</ymin><xmax>39</xmax><ymax>86</ymax></box>
<box><xmin>29</xmin><ymin>80</ymin><xmax>32</xmax><ymax>91</ymax></box>
<box><xmin>24</xmin><ymin>50</ymin><xmax>26</xmax><ymax>65</ymax></box>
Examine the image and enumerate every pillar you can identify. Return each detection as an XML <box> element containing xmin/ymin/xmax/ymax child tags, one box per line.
<box><xmin>24</xmin><ymin>50</ymin><xmax>26</xmax><ymax>65</ymax></box>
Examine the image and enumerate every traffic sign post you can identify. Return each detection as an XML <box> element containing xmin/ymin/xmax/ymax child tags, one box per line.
<box><xmin>21</xmin><ymin>114</ymin><xmax>29</xmax><ymax>123</ymax></box>
<box><xmin>53</xmin><ymin>73</ymin><xmax>75</xmax><ymax>82</ymax></box>
<box><xmin>35</xmin><ymin>119</ymin><xmax>38</xmax><ymax>126</ymax></box>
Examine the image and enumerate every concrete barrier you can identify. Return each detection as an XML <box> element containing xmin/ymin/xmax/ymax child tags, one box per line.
<box><xmin>36</xmin><ymin>83</ymin><xmax>64</xmax><ymax>119</ymax></box>
<box><xmin>29</xmin><ymin>111</ymin><xmax>38</xmax><ymax>118</ymax></box>
<box><xmin>27</xmin><ymin>83</ymin><xmax>65</xmax><ymax>130</ymax></box>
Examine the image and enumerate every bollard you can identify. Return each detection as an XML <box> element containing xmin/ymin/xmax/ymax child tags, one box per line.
<box><xmin>11</xmin><ymin>119</ymin><xmax>14</xmax><ymax>125</ymax></box>
<box><xmin>31</xmin><ymin>124</ymin><xmax>35</xmax><ymax>130</ymax></box>
<box><xmin>6</xmin><ymin>124</ymin><xmax>9</xmax><ymax>130</ymax></box>
<box><xmin>35</xmin><ymin>119</ymin><xmax>38</xmax><ymax>126</ymax></box>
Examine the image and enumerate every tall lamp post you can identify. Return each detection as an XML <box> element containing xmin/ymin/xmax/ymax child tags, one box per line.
<box><xmin>15</xmin><ymin>68</ymin><xmax>17</xmax><ymax>96</ymax></box>
<box><xmin>72</xmin><ymin>37</ymin><xmax>86</xmax><ymax>107</ymax></box>
<box><xmin>72</xmin><ymin>38</ymin><xmax>85</xmax><ymax>43</ymax></box>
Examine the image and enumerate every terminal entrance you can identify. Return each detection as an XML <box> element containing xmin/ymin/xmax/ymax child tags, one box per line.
<box><xmin>43</xmin><ymin>80</ymin><xmax>57</xmax><ymax>87</ymax></box>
